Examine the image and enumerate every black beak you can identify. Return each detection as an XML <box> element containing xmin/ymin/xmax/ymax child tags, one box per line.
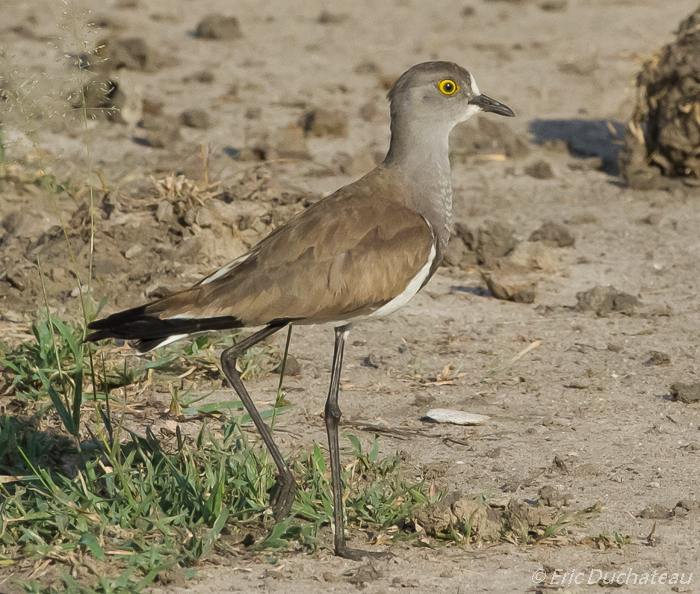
<box><xmin>469</xmin><ymin>94</ymin><xmax>515</xmax><ymax>117</ymax></box>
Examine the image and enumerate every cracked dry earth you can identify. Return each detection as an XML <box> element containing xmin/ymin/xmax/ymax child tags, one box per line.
<box><xmin>2</xmin><ymin>0</ymin><xmax>700</xmax><ymax>592</ymax></box>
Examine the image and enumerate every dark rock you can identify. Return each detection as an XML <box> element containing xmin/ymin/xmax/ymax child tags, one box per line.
<box><xmin>354</xmin><ymin>60</ymin><xmax>380</xmax><ymax>74</ymax></box>
<box><xmin>639</xmin><ymin>504</ymin><xmax>672</xmax><ymax>520</ymax></box>
<box><xmin>525</xmin><ymin>159</ymin><xmax>554</xmax><ymax>179</ymax></box>
<box><xmin>670</xmin><ymin>382</ymin><xmax>700</xmax><ymax>404</ymax></box>
<box><xmin>269</xmin><ymin>125</ymin><xmax>310</xmax><ymax>160</ymax></box>
<box><xmin>529</xmin><ymin>221</ymin><xmax>575</xmax><ymax>247</ymax></box>
<box><xmin>473</xmin><ymin>220</ymin><xmax>518</xmax><ymax>268</ymax></box>
<box><xmin>358</xmin><ymin>101</ymin><xmax>378</xmax><ymax>122</ymax></box>
<box><xmin>643</xmin><ymin>351</ymin><xmax>671</xmax><ymax>367</ymax></box>
<box><xmin>576</xmin><ymin>285</ymin><xmax>639</xmax><ymax>316</ymax></box>
<box><xmin>180</xmin><ymin>108</ymin><xmax>211</xmax><ymax>129</ymax></box>
<box><xmin>140</xmin><ymin>114</ymin><xmax>181</xmax><ymax>148</ymax></box>
<box><xmin>538</xmin><ymin>485</ymin><xmax>569</xmax><ymax>507</ymax></box>
<box><xmin>96</xmin><ymin>37</ymin><xmax>160</xmax><ymax>72</ymax></box>
<box><xmin>481</xmin><ymin>271</ymin><xmax>536</xmax><ymax>303</ymax></box>
<box><xmin>540</xmin><ymin>0</ymin><xmax>567</xmax><ymax>11</ymax></box>
<box><xmin>195</xmin><ymin>14</ymin><xmax>243</xmax><ymax>40</ymax></box>
<box><xmin>317</xmin><ymin>10</ymin><xmax>348</xmax><ymax>24</ymax></box>
<box><xmin>245</xmin><ymin>107</ymin><xmax>262</xmax><ymax>119</ymax></box>
<box><xmin>299</xmin><ymin>108</ymin><xmax>349</xmax><ymax>137</ymax></box>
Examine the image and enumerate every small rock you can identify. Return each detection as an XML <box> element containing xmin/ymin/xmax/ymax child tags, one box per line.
<box><xmin>461</xmin><ymin>5</ymin><xmax>476</xmax><ymax>17</ymax></box>
<box><xmin>124</xmin><ymin>244</ymin><xmax>144</xmax><ymax>259</ymax></box>
<box><xmin>538</xmin><ymin>485</ymin><xmax>569</xmax><ymax>507</ymax></box>
<box><xmin>155</xmin><ymin>201</ymin><xmax>174</xmax><ymax>222</ymax></box>
<box><xmin>183</xmin><ymin>208</ymin><xmax>197</xmax><ymax>227</ymax></box>
<box><xmin>354</xmin><ymin>60</ymin><xmax>380</xmax><ymax>75</ymax></box>
<box><xmin>300</xmin><ymin>108</ymin><xmax>349</xmax><ymax>137</ymax></box>
<box><xmin>180</xmin><ymin>108</ymin><xmax>211</xmax><ymax>129</ymax></box>
<box><xmin>195</xmin><ymin>14</ymin><xmax>243</xmax><ymax>40</ymax></box>
<box><xmin>442</xmin><ymin>235</ymin><xmax>470</xmax><ymax>267</ymax></box>
<box><xmin>184</xmin><ymin>70</ymin><xmax>215</xmax><ymax>84</ymax></box>
<box><xmin>540</xmin><ymin>0</ymin><xmax>567</xmax><ymax>11</ymax></box>
<box><xmin>274</xmin><ymin>354</ymin><xmax>301</xmax><ymax>377</ymax></box>
<box><xmin>482</xmin><ymin>271</ymin><xmax>537</xmax><ymax>303</ymax></box>
<box><xmin>640</xmin><ymin>212</ymin><xmax>663</xmax><ymax>226</ymax></box>
<box><xmin>508</xmin><ymin>242</ymin><xmax>557</xmax><ymax>273</ymax></box>
<box><xmin>245</xmin><ymin>106</ymin><xmax>262</xmax><ymax>119</ymax></box>
<box><xmin>140</xmin><ymin>114</ymin><xmax>181</xmax><ymax>148</ymax></box>
<box><xmin>529</xmin><ymin>221</ymin><xmax>575</xmax><ymax>247</ymax></box>
<box><xmin>524</xmin><ymin>159</ymin><xmax>554</xmax><ymax>179</ymax></box>
<box><xmin>4</xmin><ymin>269</ymin><xmax>26</xmax><ymax>291</ymax></box>
<box><xmin>454</xmin><ymin>220</ymin><xmax>518</xmax><ymax>269</ymax></box>
<box><xmin>576</xmin><ymin>285</ymin><xmax>639</xmax><ymax>316</ymax></box>
<box><xmin>358</xmin><ymin>101</ymin><xmax>378</xmax><ymax>121</ymax></box>
<box><xmin>317</xmin><ymin>10</ymin><xmax>348</xmax><ymax>24</ymax></box>
<box><xmin>639</xmin><ymin>504</ymin><xmax>672</xmax><ymax>520</ymax></box>
<box><xmin>362</xmin><ymin>354</ymin><xmax>382</xmax><ymax>368</ymax></box>
<box><xmin>607</xmin><ymin>342</ymin><xmax>623</xmax><ymax>353</ymax></box>
<box><xmin>97</xmin><ymin>37</ymin><xmax>160</xmax><ymax>72</ymax></box>
<box><xmin>643</xmin><ymin>351</ymin><xmax>671</xmax><ymax>367</ymax></box>
<box><xmin>272</xmin><ymin>125</ymin><xmax>310</xmax><ymax>160</ymax></box>
<box><xmin>669</xmin><ymin>382</ymin><xmax>700</xmax><ymax>404</ymax></box>
<box><xmin>195</xmin><ymin>208</ymin><xmax>215</xmax><ymax>228</ymax></box>
<box><xmin>425</xmin><ymin>409</ymin><xmax>490</xmax><ymax>425</ymax></box>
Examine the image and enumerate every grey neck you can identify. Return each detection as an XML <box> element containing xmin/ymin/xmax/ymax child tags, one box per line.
<box><xmin>383</xmin><ymin>115</ymin><xmax>453</xmax><ymax>259</ymax></box>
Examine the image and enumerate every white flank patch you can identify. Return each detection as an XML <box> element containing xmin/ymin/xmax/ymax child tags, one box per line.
<box><xmin>426</xmin><ymin>409</ymin><xmax>490</xmax><ymax>425</ymax></box>
<box><xmin>469</xmin><ymin>72</ymin><xmax>481</xmax><ymax>96</ymax></box>
<box><xmin>199</xmin><ymin>253</ymin><xmax>251</xmax><ymax>285</ymax></box>
<box><xmin>366</xmin><ymin>242</ymin><xmax>436</xmax><ymax>320</ymax></box>
<box><xmin>136</xmin><ymin>333</ymin><xmax>188</xmax><ymax>354</ymax></box>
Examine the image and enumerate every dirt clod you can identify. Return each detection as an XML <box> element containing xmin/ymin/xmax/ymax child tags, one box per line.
<box><xmin>529</xmin><ymin>221</ymin><xmax>575</xmax><ymax>247</ymax></box>
<box><xmin>195</xmin><ymin>14</ymin><xmax>243</xmax><ymax>40</ymax></box>
<box><xmin>299</xmin><ymin>108</ymin><xmax>349</xmax><ymax>137</ymax></box>
<box><xmin>576</xmin><ymin>285</ymin><xmax>639</xmax><ymax>316</ymax></box>
<box><xmin>644</xmin><ymin>350</ymin><xmax>671</xmax><ymax>366</ymax></box>
<box><xmin>669</xmin><ymin>382</ymin><xmax>700</xmax><ymax>404</ymax></box>
<box><xmin>181</xmin><ymin>108</ymin><xmax>211</xmax><ymax>129</ymax></box>
<box><xmin>524</xmin><ymin>159</ymin><xmax>554</xmax><ymax>179</ymax></box>
<box><xmin>640</xmin><ymin>504</ymin><xmax>672</xmax><ymax>520</ymax></box>
<box><xmin>482</xmin><ymin>271</ymin><xmax>537</xmax><ymax>303</ymax></box>
<box><xmin>619</xmin><ymin>6</ymin><xmax>700</xmax><ymax>184</ymax></box>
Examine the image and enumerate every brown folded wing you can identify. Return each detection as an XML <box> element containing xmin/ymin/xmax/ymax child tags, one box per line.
<box><xmin>143</xmin><ymin>181</ymin><xmax>434</xmax><ymax>327</ymax></box>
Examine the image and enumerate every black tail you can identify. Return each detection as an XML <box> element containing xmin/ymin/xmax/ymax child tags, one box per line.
<box><xmin>85</xmin><ymin>305</ymin><xmax>243</xmax><ymax>352</ymax></box>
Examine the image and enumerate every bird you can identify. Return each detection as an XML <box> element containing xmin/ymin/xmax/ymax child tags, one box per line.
<box><xmin>85</xmin><ymin>61</ymin><xmax>514</xmax><ymax>560</ymax></box>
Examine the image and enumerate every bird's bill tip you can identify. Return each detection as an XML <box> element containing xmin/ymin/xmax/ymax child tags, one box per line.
<box><xmin>468</xmin><ymin>94</ymin><xmax>515</xmax><ymax>117</ymax></box>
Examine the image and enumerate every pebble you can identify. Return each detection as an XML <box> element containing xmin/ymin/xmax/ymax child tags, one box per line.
<box><xmin>124</xmin><ymin>244</ymin><xmax>144</xmax><ymax>259</ymax></box>
<box><xmin>425</xmin><ymin>409</ymin><xmax>490</xmax><ymax>425</ymax></box>
<box><xmin>180</xmin><ymin>108</ymin><xmax>211</xmax><ymax>129</ymax></box>
<box><xmin>299</xmin><ymin>108</ymin><xmax>349</xmax><ymax>137</ymax></box>
<box><xmin>195</xmin><ymin>14</ymin><xmax>243</xmax><ymax>40</ymax></box>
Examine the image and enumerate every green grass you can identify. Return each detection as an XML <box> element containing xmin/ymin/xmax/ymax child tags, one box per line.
<box><xmin>0</xmin><ymin>307</ymin><xmax>437</xmax><ymax>593</ymax></box>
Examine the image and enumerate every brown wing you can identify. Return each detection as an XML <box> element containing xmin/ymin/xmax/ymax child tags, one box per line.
<box><xmin>145</xmin><ymin>175</ymin><xmax>434</xmax><ymax>326</ymax></box>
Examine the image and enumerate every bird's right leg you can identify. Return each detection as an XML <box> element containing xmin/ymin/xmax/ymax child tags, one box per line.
<box><xmin>220</xmin><ymin>325</ymin><xmax>296</xmax><ymax>519</ymax></box>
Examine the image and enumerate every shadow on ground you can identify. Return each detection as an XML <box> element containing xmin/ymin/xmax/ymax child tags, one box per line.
<box><xmin>529</xmin><ymin>119</ymin><xmax>625</xmax><ymax>176</ymax></box>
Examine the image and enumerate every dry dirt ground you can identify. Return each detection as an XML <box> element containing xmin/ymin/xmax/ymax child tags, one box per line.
<box><xmin>2</xmin><ymin>0</ymin><xmax>700</xmax><ymax>592</ymax></box>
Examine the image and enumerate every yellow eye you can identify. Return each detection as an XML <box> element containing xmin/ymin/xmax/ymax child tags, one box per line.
<box><xmin>438</xmin><ymin>79</ymin><xmax>459</xmax><ymax>95</ymax></box>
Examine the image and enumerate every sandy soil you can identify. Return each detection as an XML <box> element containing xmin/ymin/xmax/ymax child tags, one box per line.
<box><xmin>2</xmin><ymin>0</ymin><xmax>700</xmax><ymax>592</ymax></box>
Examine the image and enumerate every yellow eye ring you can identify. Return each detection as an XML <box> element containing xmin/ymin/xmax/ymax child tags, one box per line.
<box><xmin>438</xmin><ymin>79</ymin><xmax>459</xmax><ymax>95</ymax></box>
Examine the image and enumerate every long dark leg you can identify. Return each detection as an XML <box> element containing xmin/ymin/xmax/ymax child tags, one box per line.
<box><xmin>325</xmin><ymin>326</ymin><xmax>351</xmax><ymax>557</ymax></box>
<box><xmin>325</xmin><ymin>325</ymin><xmax>391</xmax><ymax>560</ymax></box>
<box><xmin>221</xmin><ymin>325</ymin><xmax>296</xmax><ymax>519</ymax></box>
